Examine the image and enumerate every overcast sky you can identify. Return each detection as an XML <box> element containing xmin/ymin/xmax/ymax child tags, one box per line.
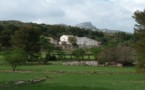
<box><xmin>0</xmin><ymin>0</ymin><xmax>145</xmax><ymax>33</ymax></box>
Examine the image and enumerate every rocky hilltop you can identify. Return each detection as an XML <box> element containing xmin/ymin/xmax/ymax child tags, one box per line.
<box><xmin>75</xmin><ymin>22</ymin><xmax>122</xmax><ymax>33</ymax></box>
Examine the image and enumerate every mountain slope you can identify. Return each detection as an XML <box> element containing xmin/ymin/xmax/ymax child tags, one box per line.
<box><xmin>75</xmin><ymin>22</ymin><xmax>100</xmax><ymax>31</ymax></box>
<box><xmin>75</xmin><ymin>22</ymin><xmax>122</xmax><ymax>33</ymax></box>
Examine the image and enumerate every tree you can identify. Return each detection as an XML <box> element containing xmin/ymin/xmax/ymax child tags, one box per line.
<box><xmin>40</xmin><ymin>36</ymin><xmax>51</xmax><ymax>54</ymax></box>
<box><xmin>116</xmin><ymin>47</ymin><xmax>135</xmax><ymax>66</ymax></box>
<box><xmin>133</xmin><ymin>10</ymin><xmax>145</xmax><ymax>71</ymax></box>
<box><xmin>98</xmin><ymin>47</ymin><xmax>135</xmax><ymax>66</ymax></box>
<box><xmin>39</xmin><ymin>35</ymin><xmax>55</xmax><ymax>64</ymax></box>
<box><xmin>11</xmin><ymin>26</ymin><xmax>41</xmax><ymax>61</ymax></box>
<box><xmin>98</xmin><ymin>47</ymin><xmax>117</xmax><ymax>64</ymax></box>
<box><xmin>0</xmin><ymin>29</ymin><xmax>13</xmax><ymax>49</ymax></box>
<box><xmin>90</xmin><ymin>47</ymin><xmax>102</xmax><ymax>59</ymax></box>
<box><xmin>68</xmin><ymin>36</ymin><xmax>77</xmax><ymax>48</ymax></box>
<box><xmin>72</xmin><ymin>48</ymin><xmax>86</xmax><ymax>60</ymax></box>
<box><xmin>68</xmin><ymin>36</ymin><xmax>77</xmax><ymax>44</ymax></box>
<box><xmin>4</xmin><ymin>48</ymin><xmax>27</xmax><ymax>71</ymax></box>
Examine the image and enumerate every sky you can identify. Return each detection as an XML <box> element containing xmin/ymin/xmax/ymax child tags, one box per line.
<box><xmin>0</xmin><ymin>0</ymin><xmax>145</xmax><ymax>33</ymax></box>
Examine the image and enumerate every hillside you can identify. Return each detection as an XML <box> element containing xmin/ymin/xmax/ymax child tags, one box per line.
<box><xmin>0</xmin><ymin>20</ymin><xmax>133</xmax><ymax>47</ymax></box>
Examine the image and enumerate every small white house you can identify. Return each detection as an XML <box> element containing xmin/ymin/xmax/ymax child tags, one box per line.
<box><xmin>59</xmin><ymin>35</ymin><xmax>74</xmax><ymax>45</ymax></box>
<box><xmin>59</xmin><ymin>35</ymin><xmax>100</xmax><ymax>49</ymax></box>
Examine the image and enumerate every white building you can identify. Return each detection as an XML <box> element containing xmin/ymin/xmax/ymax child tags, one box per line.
<box><xmin>59</xmin><ymin>35</ymin><xmax>100</xmax><ymax>48</ymax></box>
<box><xmin>59</xmin><ymin>35</ymin><xmax>74</xmax><ymax>45</ymax></box>
<box><xmin>76</xmin><ymin>37</ymin><xmax>100</xmax><ymax>48</ymax></box>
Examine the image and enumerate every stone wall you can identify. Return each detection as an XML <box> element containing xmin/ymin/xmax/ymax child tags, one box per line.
<box><xmin>63</xmin><ymin>61</ymin><xmax>123</xmax><ymax>67</ymax></box>
<box><xmin>63</xmin><ymin>61</ymin><xmax>99</xmax><ymax>66</ymax></box>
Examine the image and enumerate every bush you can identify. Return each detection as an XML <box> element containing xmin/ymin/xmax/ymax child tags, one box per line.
<box><xmin>98</xmin><ymin>46</ymin><xmax>135</xmax><ymax>66</ymax></box>
<box><xmin>43</xmin><ymin>54</ymin><xmax>57</xmax><ymax>64</ymax></box>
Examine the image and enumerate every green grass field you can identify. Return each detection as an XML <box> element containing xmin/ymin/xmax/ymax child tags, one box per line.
<box><xmin>0</xmin><ymin>65</ymin><xmax>145</xmax><ymax>90</ymax></box>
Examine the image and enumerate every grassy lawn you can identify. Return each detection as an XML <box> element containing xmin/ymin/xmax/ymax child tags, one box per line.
<box><xmin>0</xmin><ymin>65</ymin><xmax>145</xmax><ymax>90</ymax></box>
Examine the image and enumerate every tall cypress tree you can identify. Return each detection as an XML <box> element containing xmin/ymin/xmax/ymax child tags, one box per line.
<box><xmin>133</xmin><ymin>10</ymin><xmax>145</xmax><ymax>72</ymax></box>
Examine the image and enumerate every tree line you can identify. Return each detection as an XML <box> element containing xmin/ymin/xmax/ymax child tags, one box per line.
<box><xmin>0</xmin><ymin>20</ymin><xmax>134</xmax><ymax>48</ymax></box>
<box><xmin>0</xmin><ymin>19</ymin><xmax>135</xmax><ymax>71</ymax></box>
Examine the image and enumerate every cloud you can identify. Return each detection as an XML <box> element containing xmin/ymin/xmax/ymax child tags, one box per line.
<box><xmin>0</xmin><ymin>0</ymin><xmax>65</xmax><ymax>21</ymax></box>
<box><xmin>0</xmin><ymin>0</ymin><xmax>145</xmax><ymax>32</ymax></box>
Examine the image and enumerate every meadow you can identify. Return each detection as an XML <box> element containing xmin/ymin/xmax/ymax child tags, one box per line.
<box><xmin>0</xmin><ymin>65</ymin><xmax>145</xmax><ymax>90</ymax></box>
